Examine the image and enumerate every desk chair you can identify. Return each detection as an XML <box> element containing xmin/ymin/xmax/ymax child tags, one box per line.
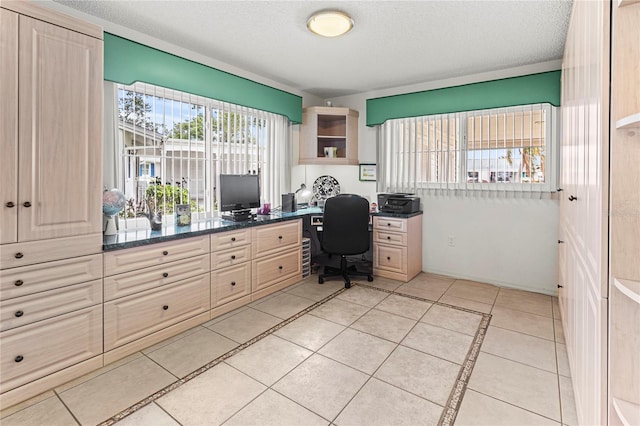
<box><xmin>318</xmin><ymin>194</ymin><xmax>373</xmax><ymax>288</ymax></box>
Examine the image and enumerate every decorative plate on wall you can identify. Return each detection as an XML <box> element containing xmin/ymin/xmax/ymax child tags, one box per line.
<box><xmin>312</xmin><ymin>175</ymin><xmax>340</xmax><ymax>200</ymax></box>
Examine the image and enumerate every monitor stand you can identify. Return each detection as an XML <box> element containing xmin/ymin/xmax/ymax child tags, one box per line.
<box><xmin>222</xmin><ymin>209</ymin><xmax>253</xmax><ymax>222</ymax></box>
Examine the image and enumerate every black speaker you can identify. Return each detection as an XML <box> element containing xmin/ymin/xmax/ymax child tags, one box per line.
<box><xmin>281</xmin><ymin>193</ymin><xmax>296</xmax><ymax>212</ymax></box>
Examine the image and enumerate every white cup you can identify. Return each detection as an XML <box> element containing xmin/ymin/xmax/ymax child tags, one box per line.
<box><xmin>324</xmin><ymin>147</ymin><xmax>337</xmax><ymax>158</ymax></box>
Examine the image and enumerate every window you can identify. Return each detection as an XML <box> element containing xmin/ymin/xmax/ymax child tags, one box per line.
<box><xmin>377</xmin><ymin>104</ymin><xmax>558</xmax><ymax>196</ymax></box>
<box><xmin>112</xmin><ymin>83</ymin><xmax>291</xmax><ymax>227</ymax></box>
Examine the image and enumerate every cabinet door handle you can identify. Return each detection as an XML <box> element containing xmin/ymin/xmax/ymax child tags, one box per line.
<box><xmin>387</xmin><ymin>256</ymin><xmax>391</xmax><ymax>260</ymax></box>
<box><xmin>231</xmin><ymin>255</ymin><xmax>236</xmax><ymax>260</ymax></box>
<box><xmin>162</xmin><ymin>272</ymin><xmax>169</xmax><ymax>278</ymax></box>
<box><xmin>15</xmin><ymin>310</ymin><xmax>24</xmax><ymax>317</ymax></box>
<box><xmin>558</xmin><ymin>240</ymin><xmax>564</xmax><ymax>244</ymax></box>
<box><xmin>387</xmin><ymin>236</ymin><xmax>391</xmax><ymax>240</ymax></box>
<box><xmin>557</xmin><ymin>284</ymin><xmax>564</xmax><ymax>288</ymax></box>
<box><xmin>231</xmin><ymin>237</ymin><xmax>236</xmax><ymax>242</ymax></box>
<box><xmin>14</xmin><ymin>252</ymin><xmax>23</xmax><ymax>259</ymax></box>
<box><xmin>5</xmin><ymin>201</ymin><xmax>15</xmax><ymax>208</ymax></box>
<box><xmin>568</xmin><ymin>195</ymin><xmax>577</xmax><ymax>201</ymax></box>
<box><xmin>23</xmin><ymin>201</ymin><xmax>31</xmax><ymax>208</ymax></box>
<box><xmin>387</xmin><ymin>223</ymin><xmax>391</xmax><ymax>226</ymax></box>
<box><xmin>278</xmin><ymin>265</ymin><xmax>283</xmax><ymax>270</ymax></box>
<box><xmin>162</xmin><ymin>305</ymin><xmax>169</xmax><ymax>310</ymax></box>
<box><xmin>278</xmin><ymin>235</ymin><xmax>283</xmax><ymax>239</ymax></box>
<box><xmin>15</xmin><ymin>355</ymin><xmax>24</xmax><ymax>363</ymax></box>
<box><xmin>231</xmin><ymin>281</ymin><xmax>236</xmax><ymax>286</ymax></box>
<box><xmin>14</xmin><ymin>280</ymin><xmax>24</xmax><ymax>287</ymax></box>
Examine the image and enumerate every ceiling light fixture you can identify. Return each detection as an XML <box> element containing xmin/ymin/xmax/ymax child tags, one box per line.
<box><xmin>307</xmin><ymin>10</ymin><xmax>353</xmax><ymax>37</ymax></box>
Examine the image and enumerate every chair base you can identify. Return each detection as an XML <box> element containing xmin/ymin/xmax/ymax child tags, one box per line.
<box><xmin>318</xmin><ymin>255</ymin><xmax>373</xmax><ymax>288</ymax></box>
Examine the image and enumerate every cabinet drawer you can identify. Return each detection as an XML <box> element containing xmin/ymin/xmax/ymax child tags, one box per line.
<box><xmin>210</xmin><ymin>229</ymin><xmax>251</xmax><ymax>252</ymax></box>
<box><xmin>373</xmin><ymin>244</ymin><xmax>407</xmax><ymax>274</ymax></box>
<box><xmin>373</xmin><ymin>229</ymin><xmax>408</xmax><ymax>247</ymax></box>
<box><xmin>0</xmin><ymin>305</ymin><xmax>102</xmax><ymax>393</ymax></box>
<box><xmin>373</xmin><ymin>217</ymin><xmax>407</xmax><ymax>233</ymax></box>
<box><xmin>104</xmin><ymin>274</ymin><xmax>210</xmax><ymax>351</ymax></box>
<box><xmin>211</xmin><ymin>245</ymin><xmax>252</xmax><ymax>271</ymax></box>
<box><xmin>252</xmin><ymin>221</ymin><xmax>301</xmax><ymax>258</ymax></box>
<box><xmin>252</xmin><ymin>247</ymin><xmax>301</xmax><ymax>292</ymax></box>
<box><xmin>0</xmin><ymin>234</ymin><xmax>102</xmax><ymax>269</ymax></box>
<box><xmin>0</xmin><ymin>254</ymin><xmax>102</xmax><ymax>301</ymax></box>
<box><xmin>104</xmin><ymin>254</ymin><xmax>210</xmax><ymax>301</ymax></box>
<box><xmin>104</xmin><ymin>236</ymin><xmax>209</xmax><ymax>276</ymax></box>
<box><xmin>0</xmin><ymin>279</ymin><xmax>102</xmax><ymax>331</ymax></box>
<box><xmin>212</xmin><ymin>262</ymin><xmax>251</xmax><ymax>307</ymax></box>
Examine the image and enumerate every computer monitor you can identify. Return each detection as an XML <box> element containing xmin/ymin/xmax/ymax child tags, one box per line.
<box><xmin>219</xmin><ymin>174</ymin><xmax>260</xmax><ymax>212</ymax></box>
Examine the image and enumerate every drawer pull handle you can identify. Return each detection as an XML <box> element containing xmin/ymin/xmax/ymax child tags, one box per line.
<box><xmin>162</xmin><ymin>305</ymin><xmax>169</xmax><ymax>310</ymax></box>
<box><xmin>387</xmin><ymin>223</ymin><xmax>391</xmax><ymax>226</ymax></box>
<box><xmin>231</xmin><ymin>237</ymin><xmax>236</xmax><ymax>242</ymax></box>
<box><xmin>14</xmin><ymin>280</ymin><xmax>24</xmax><ymax>287</ymax></box>
<box><xmin>387</xmin><ymin>256</ymin><xmax>391</xmax><ymax>260</ymax></box>
<box><xmin>568</xmin><ymin>195</ymin><xmax>577</xmax><ymax>201</ymax></box>
<box><xmin>387</xmin><ymin>236</ymin><xmax>391</xmax><ymax>240</ymax></box>
<box><xmin>162</xmin><ymin>272</ymin><xmax>169</xmax><ymax>278</ymax></box>
<box><xmin>278</xmin><ymin>265</ymin><xmax>283</xmax><ymax>270</ymax></box>
<box><xmin>231</xmin><ymin>255</ymin><xmax>236</xmax><ymax>260</ymax></box>
<box><xmin>231</xmin><ymin>281</ymin><xmax>236</xmax><ymax>286</ymax></box>
<box><xmin>6</xmin><ymin>201</ymin><xmax>15</xmax><ymax>208</ymax></box>
<box><xmin>162</xmin><ymin>250</ymin><xmax>169</xmax><ymax>256</ymax></box>
<box><xmin>15</xmin><ymin>252</ymin><xmax>23</xmax><ymax>259</ymax></box>
<box><xmin>557</xmin><ymin>284</ymin><xmax>564</xmax><ymax>288</ymax></box>
<box><xmin>23</xmin><ymin>201</ymin><xmax>32</xmax><ymax>208</ymax></box>
<box><xmin>278</xmin><ymin>235</ymin><xmax>283</xmax><ymax>239</ymax></box>
<box><xmin>15</xmin><ymin>310</ymin><xmax>24</xmax><ymax>317</ymax></box>
<box><xmin>558</xmin><ymin>240</ymin><xmax>564</xmax><ymax>244</ymax></box>
<box><xmin>15</xmin><ymin>355</ymin><xmax>23</xmax><ymax>363</ymax></box>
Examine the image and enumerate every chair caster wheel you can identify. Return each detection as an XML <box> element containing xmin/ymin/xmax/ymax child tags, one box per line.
<box><xmin>318</xmin><ymin>277</ymin><xmax>324</xmax><ymax>284</ymax></box>
<box><xmin>345</xmin><ymin>281</ymin><xmax>351</xmax><ymax>289</ymax></box>
<box><xmin>367</xmin><ymin>275</ymin><xmax>373</xmax><ymax>282</ymax></box>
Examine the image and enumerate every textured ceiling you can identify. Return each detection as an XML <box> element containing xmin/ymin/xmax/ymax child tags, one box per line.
<box><xmin>51</xmin><ymin>0</ymin><xmax>572</xmax><ymax>99</ymax></box>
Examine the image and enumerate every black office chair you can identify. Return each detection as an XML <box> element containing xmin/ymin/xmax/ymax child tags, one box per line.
<box><xmin>318</xmin><ymin>194</ymin><xmax>373</xmax><ymax>288</ymax></box>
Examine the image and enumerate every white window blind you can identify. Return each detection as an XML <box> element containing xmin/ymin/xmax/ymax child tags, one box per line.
<box><xmin>377</xmin><ymin>104</ymin><xmax>559</xmax><ymax>197</ymax></box>
<box><xmin>112</xmin><ymin>82</ymin><xmax>290</xmax><ymax>228</ymax></box>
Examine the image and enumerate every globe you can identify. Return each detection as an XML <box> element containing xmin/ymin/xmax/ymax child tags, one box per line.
<box><xmin>103</xmin><ymin>189</ymin><xmax>126</xmax><ymax>217</ymax></box>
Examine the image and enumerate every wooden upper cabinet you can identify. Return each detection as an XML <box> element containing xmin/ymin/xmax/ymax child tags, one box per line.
<box><xmin>299</xmin><ymin>107</ymin><xmax>359</xmax><ymax>165</ymax></box>
<box><xmin>0</xmin><ymin>9</ymin><xmax>19</xmax><ymax>244</ymax></box>
<box><xmin>17</xmin><ymin>15</ymin><xmax>103</xmax><ymax>242</ymax></box>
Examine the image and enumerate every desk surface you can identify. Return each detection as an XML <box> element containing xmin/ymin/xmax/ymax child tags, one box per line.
<box><xmin>103</xmin><ymin>208</ymin><xmax>422</xmax><ymax>252</ymax></box>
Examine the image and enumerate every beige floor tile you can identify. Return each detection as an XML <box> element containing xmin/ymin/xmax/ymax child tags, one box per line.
<box><xmin>146</xmin><ymin>328</ymin><xmax>238</xmax><ymax>378</ymax></box>
<box><xmin>444</xmin><ymin>280</ymin><xmax>499</xmax><ymax>305</ymax></box>
<box><xmin>490</xmin><ymin>306</ymin><xmax>555</xmax><ymax>340</ymax></box>
<box><xmin>207</xmin><ymin>308</ymin><xmax>283</xmax><ymax>343</ymax></box>
<box><xmin>203</xmin><ymin>306</ymin><xmax>249</xmax><ymax>327</ymax></box>
<box><xmin>251</xmin><ymin>292</ymin><xmax>316</xmax><ymax>319</ymax></box>
<box><xmin>335</xmin><ymin>378</ymin><xmax>442</xmax><ymax>426</ymax></box>
<box><xmin>559</xmin><ymin>375</ymin><xmax>579</xmax><ymax>425</ymax></box>
<box><xmin>364</xmin><ymin>276</ymin><xmax>403</xmax><ymax>291</ymax></box>
<box><xmin>117</xmin><ymin>403</ymin><xmax>180</xmax><ymax>426</ymax></box>
<box><xmin>272</xmin><ymin>354</ymin><xmax>369</xmax><ymax>420</ymax></box>
<box><xmin>374</xmin><ymin>293</ymin><xmax>432</xmax><ymax>320</ymax></box>
<box><xmin>284</xmin><ymin>279</ymin><xmax>343</xmax><ymax>301</ymax></box>
<box><xmin>401</xmin><ymin>322</ymin><xmax>473</xmax><ymax>364</ymax></box>
<box><xmin>225</xmin><ymin>335</ymin><xmax>312</xmax><ymax>386</ymax></box>
<box><xmin>141</xmin><ymin>326</ymin><xmax>203</xmax><ymax>354</ymax></box>
<box><xmin>404</xmin><ymin>273</ymin><xmax>455</xmax><ymax>292</ymax></box>
<box><xmin>468</xmin><ymin>352</ymin><xmax>561</xmax><ymax>421</ymax></box>
<box><xmin>374</xmin><ymin>346</ymin><xmax>460</xmax><ymax>406</ymax></box>
<box><xmin>396</xmin><ymin>282</ymin><xmax>449</xmax><ymax>301</ymax></box>
<box><xmin>351</xmin><ymin>309</ymin><xmax>417</xmax><ymax>343</ymax></box>
<box><xmin>157</xmin><ymin>363</ymin><xmax>266</xmax><ymax>425</ymax></box>
<box><xmin>0</xmin><ymin>391</ymin><xmax>55</xmax><ymax>419</ymax></box>
<box><xmin>0</xmin><ymin>396</ymin><xmax>77</xmax><ymax>426</ymax></box>
<box><xmin>247</xmin><ymin>290</ymin><xmax>284</xmax><ymax>307</ymax></box>
<box><xmin>318</xmin><ymin>328</ymin><xmax>397</xmax><ymax>374</ymax></box>
<box><xmin>554</xmin><ymin>319</ymin><xmax>565</xmax><ymax>344</ymax></box>
<box><xmin>55</xmin><ymin>352</ymin><xmax>144</xmax><ymax>393</ymax></box>
<box><xmin>556</xmin><ymin>343</ymin><xmax>571</xmax><ymax>377</ymax></box>
<box><xmin>481</xmin><ymin>326</ymin><xmax>557</xmax><ymax>373</ymax></box>
<box><xmin>274</xmin><ymin>314</ymin><xmax>345</xmax><ymax>351</ymax></box>
<box><xmin>309</xmin><ymin>297</ymin><xmax>371</xmax><ymax>326</ymax></box>
<box><xmin>335</xmin><ymin>286</ymin><xmax>388</xmax><ymax>307</ymax></box>
<box><xmin>494</xmin><ymin>288</ymin><xmax>553</xmax><ymax>317</ymax></box>
<box><xmin>456</xmin><ymin>389</ymin><xmax>560</xmax><ymax>425</ymax></box>
<box><xmin>59</xmin><ymin>356</ymin><xmax>176</xmax><ymax>425</ymax></box>
<box><xmin>421</xmin><ymin>304</ymin><xmax>483</xmax><ymax>336</ymax></box>
<box><xmin>438</xmin><ymin>294</ymin><xmax>493</xmax><ymax>314</ymax></box>
<box><xmin>223</xmin><ymin>389</ymin><xmax>329</xmax><ymax>426</ymax></box>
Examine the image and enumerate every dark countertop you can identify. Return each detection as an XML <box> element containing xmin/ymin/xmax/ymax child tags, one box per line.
<box><xmin>103</xmin><ymin>208</ymin><xmax>422</xmax><ymax>251</ymax></box>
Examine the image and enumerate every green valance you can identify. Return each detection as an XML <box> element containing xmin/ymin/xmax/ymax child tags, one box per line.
<box><xmin>104</xmin><ymin>33</ymin><xmax>303</xmax><ymax>124</ymax></box>
<box><xmin>366</xmin><ymin>70</ymin><xmax>561</xmax><ymax>126</ymax></box>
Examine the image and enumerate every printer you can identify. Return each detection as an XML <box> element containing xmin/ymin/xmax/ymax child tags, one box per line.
<box><xmin>378</xmin><ymin>193</ymin><xmax>421</xmax><ymax>214</ymax></box>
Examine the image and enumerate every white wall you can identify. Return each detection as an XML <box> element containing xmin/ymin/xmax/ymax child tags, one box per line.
<box><xmin>327</xmin><ymin>61</ymin><xmax>562</xmax><ymax>294</ymax></box>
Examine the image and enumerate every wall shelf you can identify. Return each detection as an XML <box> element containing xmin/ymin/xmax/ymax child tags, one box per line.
<box><xmin>615</xmin><ymin>113</ymin><xmax>640</xmax><ymax>129</ymax></box>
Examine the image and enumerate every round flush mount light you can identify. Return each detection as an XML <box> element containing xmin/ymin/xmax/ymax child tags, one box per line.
<box><xmin>307</xmin><ymin>10</ymin><xmax>353</xmax><ymax>37</ymax></box>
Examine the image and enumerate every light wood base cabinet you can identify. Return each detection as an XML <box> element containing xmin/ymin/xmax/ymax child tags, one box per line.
<box><xmin>373</xmin><ymin>215</ymin><xmax>422</xmax><ymax>282</ymax></box>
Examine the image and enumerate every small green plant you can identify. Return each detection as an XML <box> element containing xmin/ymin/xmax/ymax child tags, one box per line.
<box><xmin>146</xmin><ymin>183</ymin><xmax>190</xmax><ymax>214</ymax></box>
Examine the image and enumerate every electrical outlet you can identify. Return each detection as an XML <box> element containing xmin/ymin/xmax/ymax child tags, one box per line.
<box><xmin>448</xmin><ymin>236</ymin><xmax>455</xmax><ymax>247</ymax></box>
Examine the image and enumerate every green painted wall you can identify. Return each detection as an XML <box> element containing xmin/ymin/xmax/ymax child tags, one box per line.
<box><xmin>104</xmin><ymin>33</ymin><xmax>303</xmax><ymax>124</ymax></box>
<box><xmin>366</xmin><ymin>70</ymin><xmax>561</xmax><ymax>126</ymax></box>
